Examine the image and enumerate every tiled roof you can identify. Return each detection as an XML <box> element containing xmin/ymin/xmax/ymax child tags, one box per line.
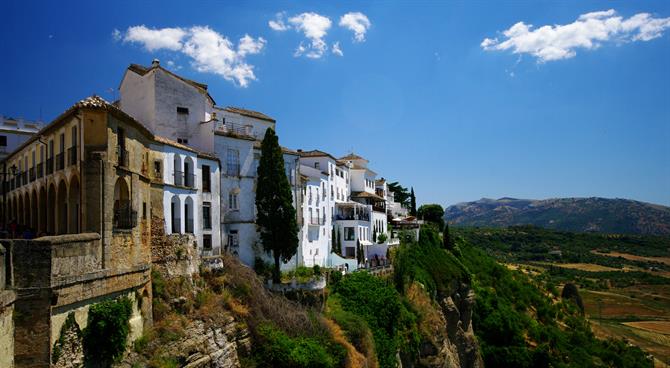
<box><xmin>224</xmin><ymin>106</ymin><xmax>276</xmax><ymax>122</ymax></box>
<box><xmin>339</xmin><ymin>153</ymin><xmax>367</xmax><ymax>162</ymax></box>
<box><xmin>4</xmin><ymin>95</ymin><xmax>154</xmax><ymax>161</ymax></box>
<box><xmin>351</xmin><ymin>191</ymin><xmax>385</xmax><ymax>201</ymax></box>
<box><xmin>153</xmin><ymin>136</ymin><xmax>220</xmax><ymax>161</ymax></box>
<box><xmin>297</xmin><ymin>149</ymin><xmax>337</xmax><ymax>161</ymax></box>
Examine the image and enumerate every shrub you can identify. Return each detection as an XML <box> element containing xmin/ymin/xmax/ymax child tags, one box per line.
<box><xmin>83</xmin><ymin>296</ymin><xmax>133</xmax><ymax>366</ymax></box>
<box><xmin>255</xmin><ymin>323</ymin><xmax>340</xmax><ymax>368</ymax></box>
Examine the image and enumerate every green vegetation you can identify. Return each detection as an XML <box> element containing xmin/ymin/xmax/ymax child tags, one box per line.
<box><xmin>409</xmin><ymin>187</ymin><xmax>416</xmax><ymax>216</ymax></box>
<box><xmin>457</xmin><ymin>239</ymin><xmax>653</xmax><ymax>367</ymax></box>
<box><xmin>256</xmin><ymin>127</ymin><xmax>299</xmax><ymax>283</ymax></box>
<box><xmin>83</xmin><ymin>296</ymin><xmax>133</xmax><ymax>366</ymax></box>
<box><xmin>387</xmin><ymin>181</ymin><xmax>410</xmax><ymax>209</ymax></box>
<box><xmin>254</xmin><ymin>323</ymin><xmax>344</xmax><ymax>368</ymax></box>
<box><xmin>330</xmin><ymin>272</ymin><xmax>420</xmax><ymax>368</ymax></box>
<box><xmin>417</xmin><ymin>204</ymin><xmax>445</xmax><ymax>229</ymax></box>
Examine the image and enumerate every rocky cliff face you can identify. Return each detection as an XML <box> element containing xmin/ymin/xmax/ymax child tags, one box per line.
<box><xmin>406</xmin><ymin>283</ymin><xmax>483</xmax><ymax>368</ymax></box>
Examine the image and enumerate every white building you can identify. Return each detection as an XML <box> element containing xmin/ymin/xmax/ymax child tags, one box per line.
<box><xmin>0</xmin><ymin>116</ymin><xmax>44</xmax><ymax>160</ymax></box>
<box><xmin>151</xmin><ymin>136</ymin><xmax>222</xmax><ymax>255</ymax></box>
<box><xmin>119</xmin><ymin>60</ymin><xmax>301</xmax><ymax>267</ymax></box>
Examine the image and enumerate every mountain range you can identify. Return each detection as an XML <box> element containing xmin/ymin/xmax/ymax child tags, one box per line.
<box><xmin>444</xmin><ymin>197</ymin><xmax>670</xmax><ymax>235</ymax></box>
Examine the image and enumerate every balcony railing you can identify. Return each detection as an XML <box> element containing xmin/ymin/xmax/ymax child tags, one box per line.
<box><xmin>46</xmin><ymin>158</ymin><xmax>54</xmax><ymax>175</ymax></box>
<box><xmin>117</xmin><ymin>147</ymin><xmax>129</xmax><ymax>168</ymax></box>
<box><xmin>68</xmin><ymin>146</ymin><xmax>78</xmax><ymax>166</ymax></box>
<box><xmin>29</xmin><ymin>168</ymin><xmax>35</xmax><ymax>182</ymax></box>
<box><xmin>335</xmin><ymin>213</ymin><xmax>370</xmax><ymax>222</ymax></box>
<box><xmin>173</xmin><ymin>171</ymin><xmax>184</xmax><ymax>186</ymax></box>
<box><xmin>56</xmin><ymin>152</ymin><xmax>65</xmax><ymax>170</ymax></box>
<box><xmin>185</xmin><ymin>219</ymin><xmax>194</xmax><ymax>234</ymax></box>
<box><xmin>21</xmin><ymin>172</ymin><xmax>27</xmax><ymax>186</ymax></box>
<box><xmin>309</xmin><ymin>216</ymin><xmax>325</xmax><ymax>226</ymax></box>
<box><xmin>36</xmin><ymin>163</ymin><xmax>43</xmax><ymax>179</ymax></box>
<box><xmin>226</xmin><ymin>164</ymin><xmax>240</xmax><ymax>176</ymax></box>
<box><xmin>216</xmin><ymin>121</ymin><xmax>254</xmax><ymax>138</ymax></box>
<box><xmin>372</xmin><ymin>204</ymin><xmax>386</xmax><ymax>213</ymax></box>
<box><xmin>184</xmin><ymin>173</ymin><xmax>195</xmax><ymax>189</ymax></box>
<box><xmin>114</xmin><ymin>201</ymin><xmax>137</xmax><ymax>229</ymax></box>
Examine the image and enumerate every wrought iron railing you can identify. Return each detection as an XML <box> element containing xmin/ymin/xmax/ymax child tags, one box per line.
<box><xmin>68</xmin><ymin>146</ymin><xmax>77</xmax><ymax>166</ymax></box>
<box><xmin>116</xmin><ymin>147</ymin><xmax>129</xmax><ymax>168</ymax></box>
<box><xmin>46</xmin><ymin>158</ymin><xmax>54</xmax><ymax>175</ymax></box>
<box><xmin>113</xmin><ymin>201</ymin><xmax>137</xmax><ymax>229</ymax></box>
<box><xmin>36</xmin><ymin>162</ymin><xmax>43</xmax><ymax>178</ymax></box>
<box><xmin>216</xmin><ymin>121</ymin><xmax>254</xmax><ymax>137</ymax></box>
<box><xmin>173</xmin><ymin>170</ymin><xmax>184</xmax><ymax>186</ymax></box>
<box><xmin>29</xmin><ymin>168</ymin><xmax>35</xmax><ymax>182</ymax></box>
<box><xmin>56</xmin><ymin>152</ymin><xmax>65</xmax><ymax>170</ymax></box>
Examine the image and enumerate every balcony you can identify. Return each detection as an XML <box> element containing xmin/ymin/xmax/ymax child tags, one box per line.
<box><xmin>309</xmin><ymin>216</ymin><xmax>325</xmax><ymax>226</ymax></box>
<box><xmin>184</xmin><ymin>173</ymin><xmax>195</xmax><ymax>189</ymax></box>
<box><xmin>68</xmin><ymin>146</ymin><xmax>78</xmax><ymax>166</ymax></box>
<box><xmin>56</xmin><ymin>153</ymin><xmax>65</xmax><ymax>170</ymax></box>
<box><xmin>215</xmin><ymin>121</ymin><xmax>254</xmax><ymax>139</ymax></box>
<box><xmin>372</xmin><ymin>204</ymin><xmax>386</xmax><ymax>213</ymax></box>
<box><xmin>173</xmin><ymin>170</ymin><xmax>184</xmax><ymax>186</ymax></box>
<box><xmin>29</xmin><ymin>168</ymin><xmax>35</xmax><ymax>182</ymax></box>
<box><xmin>46</xmin><ymin>158</ymin><xmax>54</xmax><ymax>175</ymax></box>
<box><xmin>116</xmin><ymin>147</ymin><xmax>129</xmax><ymax>168</ymax></box>
<box><xmin>36</xmin><ymin>163</ymin><xmax>43</xmax><ymax>179</ymax></box>
<box><xmin>21</xmin><ymin>172</ymin><xmax>27</xmax><ymax>186</ymax></box>
<box><xmin>114</xmin><ymin>201</ymin><xmax>137</xmax><ymax>229</ymax></box>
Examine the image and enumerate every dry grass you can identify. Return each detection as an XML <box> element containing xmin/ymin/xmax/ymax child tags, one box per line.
<box><xmin>323</xmin><ymin>318</ymin><xmax>369</xmax><ymax>368</ymax></box>
<box><xmin>406</xmin><ymin>282</ymin><xmax>445</xmax><ymax>345</ymax></box>
<box><xmin>593</xmin><ymin>251</ymin><xmax>670</xmax><ymax>266</ymax></box>
<box><xmin>554</xmin><ymin>263</ymin><xmax>621</xmax><ymax>272</ymax></box>
<box><xmin>623</xmin><ymin>321</ymin><xmax>670</xmax><ymax>335</ymax></box>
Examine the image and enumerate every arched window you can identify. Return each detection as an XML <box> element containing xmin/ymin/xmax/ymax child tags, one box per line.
<box><xmin>185</xmin><ymin>196</ymin><xmax>194</xmax><ymax>233</ymax></box>
<box><xmin>170</xmin><ymin>195</ymin><xmax>181</xmax><ymax>234</ymax></box>
<box><xmin>173</xmin><ymin>154</ymin><xmax>183</xmax><ymax>186</ymax></box>
<box><xmin>113</xmin><ymin>178</ymin><xmax>133</xmax><ymax>229</ymax></box>
<box><xmin>184</xmin><ymin>156</ymin><xmax>195</xmax><ymax>188</ymax></box>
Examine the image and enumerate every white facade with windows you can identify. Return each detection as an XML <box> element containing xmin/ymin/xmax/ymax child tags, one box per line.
<box><xmin>151</xmin><ymin>138</ymin><xmax>222</xmax><ymax>255</ymax></box>
<box><xmin>0</xmin><ymin>116</ymin><xmax>44</xmax><ymax>160</ymax></box>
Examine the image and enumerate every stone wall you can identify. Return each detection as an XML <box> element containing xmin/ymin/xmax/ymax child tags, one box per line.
<box><xmin>150</xmin><ymin>216</ymin><xmax>200</xmax><ymax>278</ymax></box>
<box><xmin>0</xmin><ymin>244</ymin><xmax>16</xmax><ymax>368</ymax></box>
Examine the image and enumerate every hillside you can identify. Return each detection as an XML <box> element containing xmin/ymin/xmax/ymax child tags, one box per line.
<box><xmin>444</xmin><ymin>197</ymin><xmax>670</xmax><ymax>235</ymax></box>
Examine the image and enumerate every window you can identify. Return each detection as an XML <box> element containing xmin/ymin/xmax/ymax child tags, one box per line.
<box><xmin>202</xmin><ymin>165</ymin><xmax>211</xmax><ymax>192</ymax></box>
<box><xmin>59</xmin><ymin>133</ymin><xmax>65</xmax><ymax>153</ymax></box>
<box><xmin>229</xmin><ymin>192</ymin><xmax>239</xmax><ymax>210</ymax></box>
<box><xmin>177</xmin><ymin>138</ymin><xmax>189</xmax><ymax>144</ymax></box>
<box><xmin>0</xmin><ymin>136</ymin><xmax>6</xmax><ymax>147</ymax></box>
<box><xmin>344</xmin><ymin>227</ymin><xmax>355</xmax><ymax>241</ymax></box>
<box><xmin>314</xmin><ymin>162</ymin><xmax>320</xmax><ymax>169</ymax></box>
<box><xmin>228</xmin><ymin>230</ymin><xmax>239</xmax><ymax>248</ymax></box>
<box><xmin>177</xmin><ymin>107</ymin><xmax>189</xmax><ymax>114</ymax></box>
<box><xmin>143</xmin><ymin>202</ymin><xmax>147</xmax><ymax>219</ymax></box>
<box><xmin>154</xmin><ymin>160</ymin><xmax>162</xmax><ymax>177</ymax></box>
<box><xmin>203</xmin><ymin>202</ymin><xmax>212</xmax><ymax>229</ymax></box>
<box><xmin>226</xmin><ymin>149</ymin><xmax>240</xmax><ymax>175</ymax></box>
<box><xmin>203</xmin><ymin>234</ymin><xmax>212</xmax><ymax>250</ymax></box>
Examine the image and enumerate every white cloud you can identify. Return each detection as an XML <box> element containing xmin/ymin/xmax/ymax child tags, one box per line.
<box><xmin>269</xmin><ymin>12</ymin><xmax>289</xmax><ymax>31</ymax></box>
<box><xmin>332</xmin><ymin>42</ymin><xmax>343</xmax><ymax>56</ymax></box>
<box><xmin>339</xmin><ymin>12</ymin><xmax>371</xmax><ymax>42</ymax></box>
<box><xmin>112</xmin><ymin>29</ymin><xmax>121</xmax><ymax>41</ymax></box>
<box><xmin>124</xmin><ymin>25</ymin><xmax>187</xmax><ymax>51</ymax></box>
<box><xmin>482</xmin><ymin>9</ymin><xmax>670</xmax><ymax>62</ymax></box>
<box><xmin>118</xmin><ymin>25</ymin><xmax>265</xmax><ymax>87</ymax></box>
<box><xmin>288</xmin><ymin>12</ymin><xmax>332</xmax><ymax>58</ymax></box>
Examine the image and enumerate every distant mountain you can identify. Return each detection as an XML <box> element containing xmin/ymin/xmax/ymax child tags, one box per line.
<box><xmin>444</xmin><ymin>197</ymin><xmax>670</xmax><ymax>235</ymax></box>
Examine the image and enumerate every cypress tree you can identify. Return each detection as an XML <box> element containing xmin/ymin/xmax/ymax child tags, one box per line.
<box><xmin>337</xmin><ymin>227</ymin><xmax>342</xmax><ymax>255</ymax></box>
<box><xmin>410</xmin><ymin>187</ymin><xmax>417</xmax><ymax>216</ymax></box>
<box><xmin>443</xmin><ymin>223</ymin><xmax>452</xmax><ymax>250</ymax></box>
<box><xmin>331</xmin><ymin>226</ymin><xmax>336</xmax><ymax>253</ymax></box>
<box><xmin>356</xmin><ymin>239</ymin><xmax>363</xmax><ymax>265</ymax></box>
<box><xmin>255</xmin><ymin>128</ymin><xmax>298</xmax><ymax>283</ymax></box>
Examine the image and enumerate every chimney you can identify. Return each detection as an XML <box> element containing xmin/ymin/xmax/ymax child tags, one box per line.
<box><xmin>151</xmin><ymin>59</ymin><xmax>160</xmax><ymax>67</ymax></box>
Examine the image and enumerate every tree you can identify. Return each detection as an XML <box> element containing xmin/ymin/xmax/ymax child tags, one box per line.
<box><xmin>443</xmin><ymin>223</ymin><xmax>452</xmax><ymax>250</ymax></box>
<box><xmin>410</xmin><ymin>187</ymin><xmax>417</xmax><ymax>216</ymax></box>
<box><xmin>255</xmin><ymin>128</ymin><xmax>299</xmax><ymax>283</ymax></box>
<box><xmin>337</xmin><ymin>227</ymin><xmax>342</xmax><ymax>255</ymax></box>
<box><xmin>388</xmin><ymin>181</ymin><xmax>410</xmax><ymax>208</ymax></box>
<box><xmin>331</xmin><ymin>226</ymin><xmax>337</xmax><ymax>254</ymax></box>
<box><xmin>417</xmin><ymin>204</ymin><xmax>445</xmax><ymax>229</ymax></box>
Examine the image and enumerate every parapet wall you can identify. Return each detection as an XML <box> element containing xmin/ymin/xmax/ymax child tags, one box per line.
<box><xmin>3</xmin><ymin>233</ymin><xmax>152</xmax><ymax>368</ymax></box>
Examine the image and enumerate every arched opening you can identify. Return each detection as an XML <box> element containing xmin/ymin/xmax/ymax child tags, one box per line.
<box><xmin>57</xmin><ymin>179</ymin><xmax>67</xmax><ymax>234</ymax></box>
<box><xmin>173</xmin><ymin>155</ymin><xmax>183</xmax><ymax>186</ymax></box>
<box><xmin>7</xmin><ymin>196</ymin><xmax>13</xmax><ymax>225</ymax></box>
<box><xmin>184</xmin><ymin>196</ymin><xmax>194</xmax><ymax>234</ymax></box>
<box><xmin>17</xmin><ymin>193</ymin><xmax>24</xmax><ymax>226</ymax></box>
<box><xmin>23</xmin><ymin>193</ymin><xmax>30</xmax><ymax>228</ymax></box>
<box><xmin>170</xmin><ymin>195</ymin><xmax>181</xmax><ymax>234</ymax></box>
<box><xmin>113</xmin><ymin>177</ymin><xmax>133</xmax><ymax>229</ymax></box>
<box><xmin>183</xmin><ymin>156</ymin><xmax>195</xmax><ymax>188</ymax></box>
<box><xmin>39</xmin><ymin>186</ymin><xmax>47</xmax><ymax>234</ymax></box>
<box><xmin>31</xmin><ymin>190</ymin><xmax>38</xmax><ymax>230</ymax></box>
<box><xmin>68</xmin><ymin>176</ymin><xmax>80</xmax><ymax>233</ymax></box>
<box><xmin>47</xmin><ymin>184</ymin><xmax>56</xmax><ymax>234</ymax></box>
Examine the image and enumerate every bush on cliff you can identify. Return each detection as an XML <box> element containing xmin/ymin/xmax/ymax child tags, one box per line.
<box><xmin>83</xmin><ymin>296</ymin><xmax>132</xmax><ymax>366</ymax></box>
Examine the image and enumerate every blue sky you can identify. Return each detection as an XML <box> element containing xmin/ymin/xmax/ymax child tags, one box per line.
<box><xmin>2</xmin><ymin>1</ymin><xmax>669</xmax><ymax>207</ymax></box>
